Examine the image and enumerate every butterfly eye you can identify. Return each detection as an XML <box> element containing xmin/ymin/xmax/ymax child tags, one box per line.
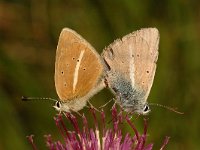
<box><xmin>143</xmin><ymin>105</ymin><xmax>150</xmax><ymax>113</ymax></box>
<box><xmin>56</xmin><ymin>101</ymin><xmax>61</xmax><ymax>108</ymax></box>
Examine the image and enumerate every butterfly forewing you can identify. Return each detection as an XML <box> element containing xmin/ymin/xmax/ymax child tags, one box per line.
<box><xmin>102</xmin><ymin>39</ymin><xmax>133</xmax><ymax>80</ymax></box>
<box><xmin>102</xmin><ymin>28</ymin><xmax>159</xmax><ymax>103</ymax></box>
<box><xmin>55</xmin><ymin>28</ymin><xmax>103</xmax><ymax>102</ymax></box>
<box><xmin>129</xmin><ymin>28</ymin><xmax>159</xmax><ymax>100</ymax></box>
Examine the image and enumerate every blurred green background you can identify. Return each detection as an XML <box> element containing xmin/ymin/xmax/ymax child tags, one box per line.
<box><xmin>0</xmin><ymin>0</ymin><xmax>199</xmax><ymax>149</ymax></box>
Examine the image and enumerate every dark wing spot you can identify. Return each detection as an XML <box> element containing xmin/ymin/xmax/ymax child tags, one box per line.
<box><xmin>146</xmin><ymin>70</ymin><xmax>149</xmax><ymax>73</ymax></box>
<box><xmin>107</xmin><ymin>48</ymin><xmax>114</xmax><ymax>60</ymax></box>
<box><xmin>61</xmin><ymin>71</ymin><xmax>64</xmax><ymax>75</ymax></box>
<box><xmin>137</xmin><ymin>54</ymin><xmax>140</xmax><ymax>57</ymax></box>
<box><xmin>112</xmin><ymin>87</ymin><xmax>118</xmax><ymax>93</ymax></box>
<box><xmin>109</xmin><ymin>48</ymin><xmax>114</xmax><ymax>55</ymax></box>
<box><xmin>77</xmin><ymin>59</ymin><xmax>79</xmax><ymax>62</ymax></box>
<box><xmin>72</xmin><ymin>57</ymin><xmax>75</xmax><ymax>60</ymax></box>
<box><xmin>110</xmin><ymin>48</ymin><xmax>113</xmax><ymax>55</ymax></box>
<box><xmin>132</xmin><ymin>54</ymin><xmax>134</xmax><ymax>57</ymax></box>
<box><xmin>103</xmin><ymin>58</ymin><xmax>111</xmax><ymax>71</ymax></box>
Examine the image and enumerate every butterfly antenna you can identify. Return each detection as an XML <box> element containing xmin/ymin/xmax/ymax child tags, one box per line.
<box><xmin>149</xmin><ymin>103</ymin><xmax>184</xmax><ymax>114</ymax></box>
<box><xmin>21</xmin><ymin>96</ymin><xmax>57</xmax><ymax>102</ymax></box>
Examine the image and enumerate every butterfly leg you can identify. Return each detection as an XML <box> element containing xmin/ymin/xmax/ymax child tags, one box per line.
<box><xmin>99</xmin><ymin>98</ymin><xmax>114</xmax><ymax>109</ymax></box>
<box><xmin>104</xmin><ymin>77</ymin><xmax>109</xmax><ymax>88</ymax></box>
<box><xmin>87</xmin><ymin>100</ymin><xmax>101</xmax><ymax>113</ymax></box>
<box><xmin>68</xmin><ymin>109</ymin><xmax>83</xmax><ymax>117</ymax></box>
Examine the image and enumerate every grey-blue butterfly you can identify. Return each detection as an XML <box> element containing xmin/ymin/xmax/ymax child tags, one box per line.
<box><xmin>102</xmin><ymin>28</ymin><xmax>159</xmax><ymax>115</ymax></box>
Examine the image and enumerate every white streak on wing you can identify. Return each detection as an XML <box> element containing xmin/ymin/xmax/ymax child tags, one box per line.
<box><xmin>73</xmin><ymin>50</ymin><xmax>85</xmax><ymax>93</ymax></box>
<box><xmin>129</xmin><ymin>45</ymin><xmax>135</xmax><ymax>88</ymax></box>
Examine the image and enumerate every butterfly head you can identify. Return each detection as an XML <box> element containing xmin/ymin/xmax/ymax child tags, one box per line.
<box><xmin>136</xmin><ymin>103</ymin><xmax>151</xmax><ymax>115</ymax></box>
<box><xmin>124</xmin><ymin>102</ymin><xmax>151</xmax><ymax>115</ymax></box>
<box><xmin>53</xmin><ymin>101</ymin><xmax>71</xmax><ymax>113</ymax></box>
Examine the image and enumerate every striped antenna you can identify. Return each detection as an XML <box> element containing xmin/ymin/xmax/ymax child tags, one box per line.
<box><xmin>149</xmin><ymin>103</ymin><xmax>184</xmax><ymax>114</ymax></box>
<box><xmin>21</xmin><ymin>96</ymin><xmax>57</xmax><ymax>102</ymax></box>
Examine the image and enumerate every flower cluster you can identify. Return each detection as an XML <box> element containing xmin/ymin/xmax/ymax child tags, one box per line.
<box><xmin>27</xmin><ymin>105</ymin><xmax>169</xmax><ymax>150</ymax></box>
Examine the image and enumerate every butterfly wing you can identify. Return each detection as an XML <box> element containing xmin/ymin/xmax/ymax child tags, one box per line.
<box><xmin>129</xmin><ymin>28</ymin><xmax>159</xmax><ymax>101</ymax></box>
<box><xmin>55</xmin><ymin>28</ymin><xmax>104</xmax><ymax>102</ymax></box>
<box><xmin>102</xmin><ymin>28</ymin><xmax>159</xmax><ymax>104</ymax></box>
